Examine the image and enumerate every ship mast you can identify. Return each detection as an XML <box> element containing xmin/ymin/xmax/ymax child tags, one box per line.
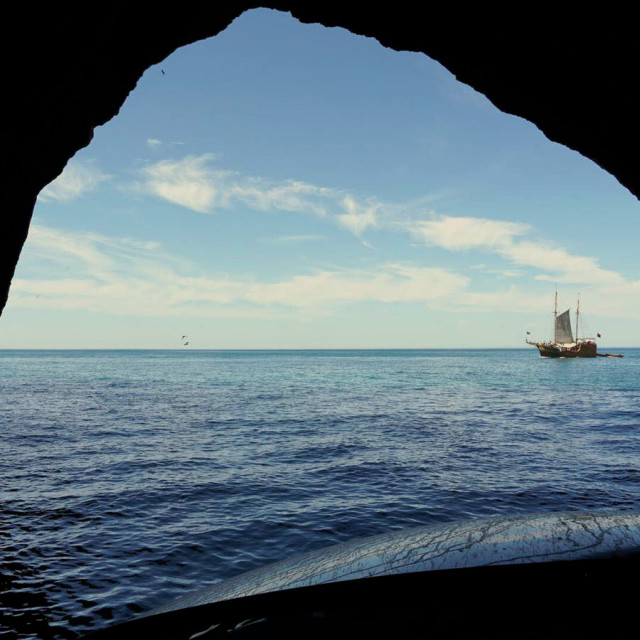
<box><xmin>553</xmin><ymin>289</ymin><xmax>558</xmax><ymax>342</ymax></box>
<box><xmin>576</xmin><ymin>294</ymin><xmax>580</xmax><ymax>342</ymax></box>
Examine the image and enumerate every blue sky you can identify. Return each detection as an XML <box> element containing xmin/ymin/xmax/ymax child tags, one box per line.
<box><xmin>2</xmin><ymin>8</ymin><xmax>639</xmax><ymax>348</ymax></box>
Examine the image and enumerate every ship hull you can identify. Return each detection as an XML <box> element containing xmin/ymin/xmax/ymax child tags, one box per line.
<box><xmin>535</xmin><ymin>342</ymin><xmax>597</xmax><ymax>358</ymax></box>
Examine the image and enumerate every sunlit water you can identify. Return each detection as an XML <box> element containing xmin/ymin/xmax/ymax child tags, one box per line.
<box><xmin>1</xmin><ymin>349</ymin><xmax>639</xmax><ymax>638</ymax></box>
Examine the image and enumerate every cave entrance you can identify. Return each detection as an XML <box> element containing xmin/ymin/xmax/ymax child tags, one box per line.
<box><xmin>2</xmin><ymin>8</ymin><xmax>639</xmax><ymax>348</ymax></box>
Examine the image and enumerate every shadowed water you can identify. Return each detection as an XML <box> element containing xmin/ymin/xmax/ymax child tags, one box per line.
<box><xmin>1</xmin><ymin>349</ymin><xmax>639</xmax><ymax>638</ymax></box>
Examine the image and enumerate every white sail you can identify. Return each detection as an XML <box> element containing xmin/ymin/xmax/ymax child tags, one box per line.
<box><xmin>555</xmin><ymin>309</ymin><xmax>573</xmax><ymax>343</ymax></box>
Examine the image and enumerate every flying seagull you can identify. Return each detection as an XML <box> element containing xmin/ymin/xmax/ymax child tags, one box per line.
<box><xmin>184</xmin><ymin>342</ymin><xmax>190</xmax><ymax>346</ymax></box>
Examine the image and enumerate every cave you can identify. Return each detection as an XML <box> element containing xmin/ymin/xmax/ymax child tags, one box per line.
<box><xmin>3</xmin><ymin>4</ymin><xmax>639</xmax><ymax>317</ymax></box>
<box><xmin>2</xmin><ymin>6</ymin><xmax>639</xmax><ymax>638</ymax></box>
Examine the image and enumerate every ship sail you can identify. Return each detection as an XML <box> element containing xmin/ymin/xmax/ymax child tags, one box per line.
<box><xmin>554</xmin><ymin>309</ymin><xmax>574</xmax><ymax>343</ymax></box>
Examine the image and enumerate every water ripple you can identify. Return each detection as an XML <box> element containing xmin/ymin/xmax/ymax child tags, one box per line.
<box><xmin>1</xmin><ymin>348</ymin><xmax>639</xmax><ymax>638</ymax></box>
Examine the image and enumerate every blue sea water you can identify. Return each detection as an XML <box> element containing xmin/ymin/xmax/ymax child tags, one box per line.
<box><xmin>1</xmin><ymin>348</ymin><xmax>639</xmax><ymax>638</ymax></box>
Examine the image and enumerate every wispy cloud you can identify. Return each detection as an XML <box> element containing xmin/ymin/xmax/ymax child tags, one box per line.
<box><xmin>245</xmin><ymin>264</ymin><xmax>469</xmax><ymax>307</ymax></box>
<box><xmin>11</xmin><ymin>223</ymin><xmax>640</xmax><ymax>325</ymax></box>
<box><xmin>136</xmin><ymin>157</ymin><xmax>625</xmax><ymax>294</ymax></box>
<box><xmin>12</xmin><ymin>225</ymin><xmax>469</xmax><ymax>317</ymax></box>
<box><xmin>134</xmin><ymin>155</ymin><xmax>471</xmax><ymax>248</ymax></box>
<box><xmin>504</xmin><ymin>241</ymin><xmax>623</xmax><ymax>285</ymax></box>
<box><xmin>138</xmin><ymin>154</ymin><xmax>338</xmax><ymax>217</ymax></box>
<box><xmin>146</xmin><ymin>138</ymin><xmax>187</xmax><ymax>151</ymax></box>
<box><xmin>410</xmin><ymin>216</ymin><xmax>530</xmax><ymax>251</ymax></box>
<box><xmin>409</xmin><ymin>214</ymin><xmax>624</xmax><ymax>286</ymax></box>
<box><xmin>336</xmin><ymin>196</ymin><xmax>379</xmax><ymax>236</ymax></box>
<box><xmin>132</xmin><ymin>156</ymin><xmax>632</xmax><ymax>295</ymax></box>
<box><xmin>38</xmin><ymin>160</ymin><xmax>110</xmax><ymax>202</ymax></box>
<box><xmin>29</xmin><ymin>153</ymin><xmax>639</xmax><ymax>325</ymax></box>
<box><xmin>26</xmin><ymin>225</ymin><xmax>161</xmax><ymax>276</ymax></box>
<box><xmin>138</xmin><ymin>154</ymin><xmax>226</xmax><ymax>213</ymax></box>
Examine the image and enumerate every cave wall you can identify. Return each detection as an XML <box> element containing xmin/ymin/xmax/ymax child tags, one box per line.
<box><xmin>2</xmin><ymin>3</ymin><xmax>637</xmax><ymax>316</ymax></box>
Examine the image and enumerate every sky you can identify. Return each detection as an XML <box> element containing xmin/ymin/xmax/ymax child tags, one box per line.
<box><xmin>1</xmin><ymin>8</ymin><xmax>639</xmax><ymax>349</ymax></box>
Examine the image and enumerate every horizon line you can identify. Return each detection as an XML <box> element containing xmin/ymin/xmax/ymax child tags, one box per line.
<box><xmin>0</xmin><ymin>346</ymin><xmax>637</xmax><ymax>352</ymax></box>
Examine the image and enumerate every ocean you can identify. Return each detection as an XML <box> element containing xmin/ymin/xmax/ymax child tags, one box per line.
<box><xmin>1</xmin><ymin>348</ymin><xmax>639</xmax><ymax>638</ymax></box>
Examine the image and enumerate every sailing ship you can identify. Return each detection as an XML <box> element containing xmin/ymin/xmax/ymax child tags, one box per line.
<box><xmin>526</xmin><ymin>292</ymin><xmax>597</xmax><ymax>358</ymax></box>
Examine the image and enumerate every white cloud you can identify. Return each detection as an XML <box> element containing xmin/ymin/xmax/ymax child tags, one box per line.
<box><xmin>138</xmin><ymin>154</ymin><xmax>338</xmax><ymax>217</ymax></box>
<box><xmin>245</xmin><ymin>264</ymin><xmax>469</xmax><ymax>307</ymax></box>
<box><xmin>410</xmin><ymin>214</ymin><xmax>625</xmax><ymax>286</ymax></box>
<box><xmin>11</xmin><ymin>223</ymin><xmax>640</xmax><ymax>330</ymax></box>
<box><xmin>29</xmin><ymin>157</ymin><xmax>639</xmax><ymax>326</ymax></box>
<box><xmin>503</xmin><ymin>241</ymin><xmax>623</xmax><ymax>285</ymax></box>
<box><xmin>410</xmin><ymin>216</ymin><xmax>530</xmax><ymax>250</ymax></box>
<box><xmin>140</xmin><ymin>154</ymin><xmax>225</xmax><ymax>213</ymax></box>
<box><xmin>26</xmin><ymin>225</ymin><xmax>116</xmax><ymax>275</ymax></box>
<box><xmin>12</xmin><ymin>225</ymin><xmax>470</xmax><ymax>317</ymax></box>
<box><xmin>132</xmin><ymin>156</ymin><xmax>639</xmax><ymax>294</ymax></box>
<box><xmin>136</xmin><ymin>154</ymin><xmax>396</xmax><ymax>239</ymax></box>
<box><xmin>38</xmin><ymin>160</ymin><xmax>110</xmax><ymax>202</ymax></box>
<box><xmin>25</xmin><ymin>225</ymin><xmax>162</xmax><ymax>278</ymax></box>
<box><xmin>336</xmin><ymin>196</ymin><xmax>379</xmax><ymax>236</ymax></box>
<box><xmin>146</xmin><ymin>138</ymin><xmax>187</xmax><ymax>151</ymax></box>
